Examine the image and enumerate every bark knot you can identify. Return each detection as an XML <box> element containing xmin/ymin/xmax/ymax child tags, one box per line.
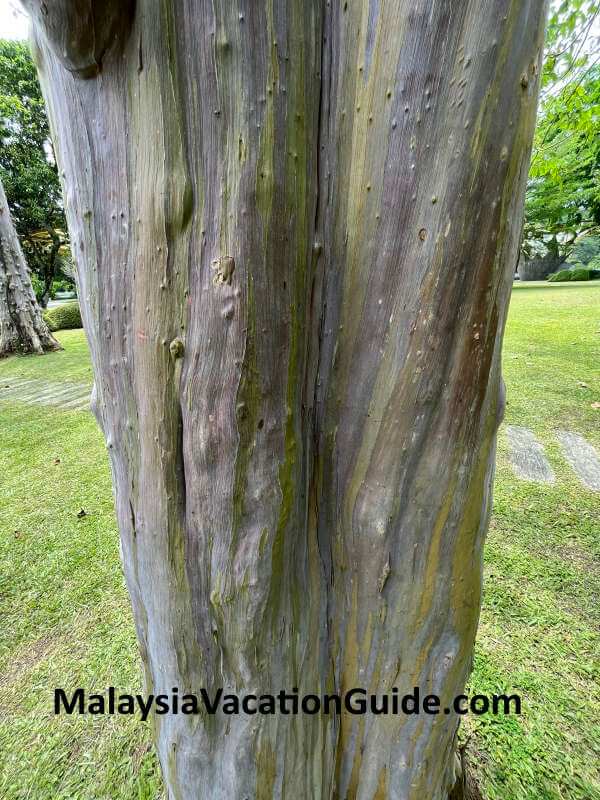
<box><xmin>378</xmin><ymin>558</ymin><xmax>391</xmax><ymax>592</ymax></box>
<box><xmin>169</xmin><ymin>337</ymin><xmax>185</xmax><ymax>359</ymax></box>
<box><xmin>212</xmin><ymin>256</ymin><xmax>235</xmax><ymax>286</ymax></box>
<box><xmin>25</xmin><ymin>0</ymin><xmax>135</xmax><ymax>79</ymax></box>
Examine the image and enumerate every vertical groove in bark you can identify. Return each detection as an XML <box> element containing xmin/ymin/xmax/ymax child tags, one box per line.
<box><xmin>30</xmin><ymin>1</ymin><xmax>547</xmax><ymax>798</ymax></box>
<box><xmin>0</xmin><ymin>178</ymin><xmax>61</xmax><ymax>357</ymax></box>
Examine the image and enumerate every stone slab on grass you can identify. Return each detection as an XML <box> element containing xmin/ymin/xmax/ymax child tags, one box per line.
<box><xmin>0</xmin><ymin>377</ymin><xmax>90</xmax><ymax>412</ymax></box>
<box><xmin>506</xmin><ymin>425</ymin><xmax>555</xmax><ymax>484</ymax></box>
<box><xmin>556</xmin><ymin>431</ymin><xmax>600</xmax><ymax>492</ymax></box>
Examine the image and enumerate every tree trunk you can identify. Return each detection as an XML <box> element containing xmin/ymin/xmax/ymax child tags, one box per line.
<box><xmin>41</xmin><ymin>229</ymin><xmax>63</xmax><ymax>307</ymax></box>
<box><xmin>27</xmin><ymin>1</ymin><xmax>546</xmax><ymax>797</ymax></box>
<box><xmin>0</xmin><ymin>178</ymin><xmax>61</xmax><ymax>357</ymax></box>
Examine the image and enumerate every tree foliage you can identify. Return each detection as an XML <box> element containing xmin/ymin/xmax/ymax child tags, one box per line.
<box><xmin>570</xmin><ymin>232</ymin><xmax>600</xmax><ymax>263</ymax></box>
<box><xmin>0</xmin><ymin>39</ymin><xmax>69</xmax><ymax>304</ymax></box>
<box><xmin>522</xmin><ymin>1</ymin><xmax>600</xmax><ymax>261</ymax></box>
<box><xmin>542</xmin><ymin>0</ymin><xmax>600</xmax><ymax>89</ymax></box>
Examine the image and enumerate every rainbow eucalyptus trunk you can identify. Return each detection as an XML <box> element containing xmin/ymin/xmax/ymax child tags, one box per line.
<box><xmin>0</xmin><ymin>178</ymin><xmax>60</xmax><ymax>357</ymax></box>
<box><xmin>27</xmin><ymin>0</ymin><xmax>546</xmax><ymax>797</ymax></box>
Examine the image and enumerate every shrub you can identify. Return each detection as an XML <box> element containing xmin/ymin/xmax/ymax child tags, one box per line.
<box><xmin>547</xmin><ymin>267</ymin><xmax>600</xmax><ymax>282</ymax></box>
<box><xmin>43</xmin><ymin>301</ymin><xmax>82</xmax><ymax>331</ymax></box>
<box><xmin>569</xmin><ymin>268</ymin><xmax>586</xmax><ymax>281</ymax></box>
<box><xmin>51</xmin><ymin>278</ymin><xmax>76</xmax><ymax>295</ymax></box>
<box><xmin>30</xmin><ymin>273</ymin><xmax>44</xmax><ymax>301</ymax></box>
<box><xmin>570</xmin><ymin>267</ymin><xmax>599</xmax><ymax>281</ymax></box>
<box><xmin>547</xmin><ymin>269</ymin><xmax>573</xmax><ymax>282</ymax></box>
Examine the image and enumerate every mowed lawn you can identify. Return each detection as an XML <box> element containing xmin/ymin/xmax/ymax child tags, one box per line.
<box><xmin>466</xmin><ymin>282</ymin><xmax>600</xmax><ymax>800</ymax></box>
<box><xmin>0</xmin><ymin>283</ymin><xmax>598</xmax><ymax>800</ymax></box>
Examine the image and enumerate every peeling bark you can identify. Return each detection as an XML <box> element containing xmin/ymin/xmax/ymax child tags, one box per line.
<box><xmin>0</xmin><ymin>178</ymin><xmax>61</xmax><ymax>357</ymax></box>
<box><xmin>29</xmin><ymin>1</ymin><xmax>547</xmax><ymax>797</ymax></box>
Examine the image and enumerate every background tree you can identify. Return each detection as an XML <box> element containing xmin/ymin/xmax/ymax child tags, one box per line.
<box><xmin>523</xmin><ymin>64</ymin><xmax>600</xmax><ymax>263</ymax></box>
<box><xmin>541</xmin><ymin>0</ymin><xmax>599</xmax><ymax>89</ymax></box>
<box><xmin>27</xmin><ymin>1</ymin><xmax>546</xmax><ymax>798</ymax></box>
<box><xmin>0</xmin><ymin>175</ymin><xmax>60</xmax><ymax>356</ymax></box>
<box><xmin>0</xmin><ymin>39</ymin><xmax>70</xmax><ymax>306</ymax></box>
<box><xmin>521</xmin><ymin>0</ymin><xmax>600</xmax><ymax>264</ymax></box>
<box><xmin>570</xmin><ymin>232</ymin><xmax>600</xmax><ymax>265</ymax></box>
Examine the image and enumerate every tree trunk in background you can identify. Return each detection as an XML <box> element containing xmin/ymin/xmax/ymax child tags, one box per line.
<box><xmin>0</xmin><ymin>178</ymin><xmax>61</xmax><ymax>357</ymax></box>
<box><xmin>27</xmin><ymin>1</ymin><xmax>546</xmax><ymax>797</ymax></box>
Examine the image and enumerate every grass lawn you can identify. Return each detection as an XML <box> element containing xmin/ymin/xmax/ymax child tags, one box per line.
<box><xmin>465</xmin><ymin>281</ymin><xmax>600</xmax><ymax>800</ymax></box>
<box><xmin>0</xmin><ymin>332</ymin><xmax>161</xmax><ymax>799</ymax></box>
<box><xmin>1</xmin><ymin>285</ymin><xmax>599</xmax><ymax>799</ymax></box>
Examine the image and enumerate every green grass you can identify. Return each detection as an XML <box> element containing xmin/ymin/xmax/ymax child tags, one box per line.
<box><xmin>465</xmin><ymin>281</ymin><xmax>600</xmax><ymax>800</ymax></box>
<box><xmin>0</xmin><ymin>329</ymin><xmax>94</xmax><ymax>385</ymax></box>
<box><xmin>0</xmin><ymin>331</ymin><xmax>160</xmax><ymax>800</ymax></box>
<box><xmin>0</xmin><ymin>284</ymin><xmax>599</xmax><ymax>799</ymax></box>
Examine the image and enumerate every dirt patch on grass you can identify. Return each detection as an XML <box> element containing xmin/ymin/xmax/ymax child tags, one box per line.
<box><xmin>131</xmin><ymin>740</ymin><xmax>153</xmax><ymax>770</ymax></box>
<box><xmin>552</xmin><ymin>542</ymin><xmax>599</xmax><ymax>573</ymax></box>
<box><xmin>0</xmin><ymin>634</ymin><xmax>56</xmax><ymax>695</ymax></box>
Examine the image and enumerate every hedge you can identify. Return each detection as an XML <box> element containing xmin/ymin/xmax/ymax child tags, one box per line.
<box><xmin>547</xmin><ymin>267</ymin><xmax>600</xmax><ymax>283</ymax></box>
<box><xmin>43</xmin><ymin>301</ymin><xmax>82</xmax><ymax>331</ymax></box>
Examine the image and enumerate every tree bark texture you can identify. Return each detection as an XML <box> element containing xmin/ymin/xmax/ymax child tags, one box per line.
<box><xmin>0</xmin><ymin>178</ymin><xmax>61</xmax><ymax>357</ymax></box>
<box><xmin>28</xmin><ymin>1</ymin><xmax>546</xmax><ymax>797</ymax></box>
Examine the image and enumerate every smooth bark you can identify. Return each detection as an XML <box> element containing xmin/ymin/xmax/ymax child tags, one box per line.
<box><xmin>27</xmin><ymin>1</ymin><xmax>546</xmax><ymax>797</ymax></box>
<box><xmin>0</xmin><ymin>178</ymin><xmax>60</xmax><ymax>357</ymax></box>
